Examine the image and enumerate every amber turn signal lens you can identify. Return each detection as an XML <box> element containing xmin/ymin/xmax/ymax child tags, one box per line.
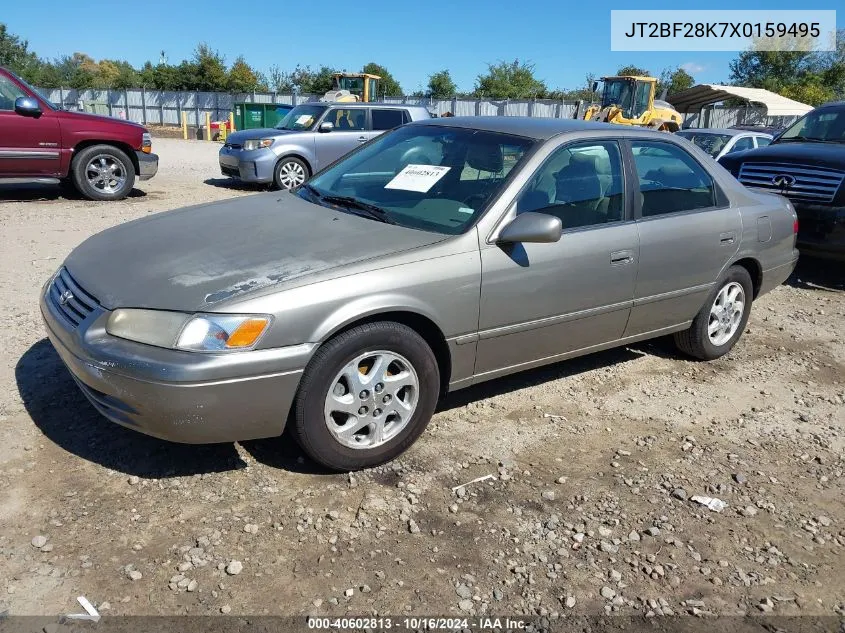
<box><xmin>225</xmin><ymin>317</ymin><xmax>269</xmax><ymax>348</ymax></box>
<box><xmin>141</xmin><ymin>145</ymin><xmax>152</xmax><ymax>154</ymax></box>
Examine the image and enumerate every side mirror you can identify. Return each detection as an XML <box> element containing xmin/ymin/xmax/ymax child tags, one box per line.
<box><xmin>15</xmin><ymin>96</ymin><xmax>41</xmax><ymax>117</ymax></box>
<box><xmin>497</xmin><ymin>212</ymin><xmax>562</xmax><ymax>244</ymax></box>
<box><xmin>319</xmin><ymin>122</ymin><xmax>334</xmax><ymax>133</ymax></box>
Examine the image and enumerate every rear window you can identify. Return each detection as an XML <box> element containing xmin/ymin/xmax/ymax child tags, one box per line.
<box><xmin>631</xmin><ymin>141</ymin><xmax>717</xmax><ymax>217</ymax></box>
<box><xmin>372</xmin><ymin>109</ymin><xmax>406</xmax><ymax>131</ymax></box>
<box><xmin>676</xmin><ymin>131</ymin><xmax>733</xmax><ymax>158</ymax></box>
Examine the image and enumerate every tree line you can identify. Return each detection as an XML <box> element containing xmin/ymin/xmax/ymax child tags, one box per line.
<box><xmin>1</xmin><ymin>23</ymin><xmax>843</xmax><ymax>105</ymax></box>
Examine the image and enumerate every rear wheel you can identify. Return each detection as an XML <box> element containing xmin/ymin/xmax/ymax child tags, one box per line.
<box><xmin>71</xmin><ymin>145</ymin><xmax>135</xmax><ymax>201</ymax></box>
<box><xmin>291</xmin><ymin>322</ymin><xmax>439</xmax><ymax>471</ymax></box>
<box><xmin>273</xmin><ymin>157</ymin><xmax>309</xmax><ymax>190</ymax></box>
<box><xmin>674</xmin><ymin>265</ymin><xmax>753</xmax><ymax>360</ymax></box>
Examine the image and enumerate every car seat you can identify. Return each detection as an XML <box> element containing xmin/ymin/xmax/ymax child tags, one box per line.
<box><xmin>552</xmin><ymin>153</ymin><xmax>603</xmax><ymax>228</ymax></box>
<box><xmin>465</xmin><ymin>142</ymin><xmax>503</xmax><ymax>175</ymax></box>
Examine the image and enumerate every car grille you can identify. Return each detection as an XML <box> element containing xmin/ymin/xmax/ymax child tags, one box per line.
<box><xmin>48</xmin><ymin>267</ymin><xmax>99</xmax><ymax>327</ymax></box>
<box><xmin>738</xmin><ymin>162</ymin><xmax>845</xmax><ymax>203</ymax></box>
<box><xmin>221</xmin><ymin>165</ymin><xmax>240</xmax><ymax>177</ymax></box>
<box><xmin>223</xmin><ymin>142</ymin><xmax>242</xmax><ymax>150</ymax></box>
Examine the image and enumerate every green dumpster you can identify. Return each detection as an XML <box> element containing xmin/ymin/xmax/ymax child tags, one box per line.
<box><xmin>233</xmin><ymin>102</ymin><xmax>295</xmax><ymax>130</ymax></box>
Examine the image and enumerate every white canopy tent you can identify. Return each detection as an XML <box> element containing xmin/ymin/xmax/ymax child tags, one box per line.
<box><xmin>667</xmin><ymin>84</ymin><xmax>813</xmax><ymax>116</ymax></box>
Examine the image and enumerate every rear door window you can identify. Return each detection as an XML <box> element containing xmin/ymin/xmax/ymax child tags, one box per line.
<box><xmin>630</xmin><ymin>141</ymin><xmax>717</xmax><ymax>217</ymax></box>
<box><xmin>371</xmin><ymin>109</ymin><xmax>406</xmax><ymax>131</ymax></box>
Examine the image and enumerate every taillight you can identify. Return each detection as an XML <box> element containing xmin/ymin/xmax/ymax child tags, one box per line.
<box><xmin>793</xmin><ymin>219</ymin><xmax>799</xmax><ymax>234</ymax></box>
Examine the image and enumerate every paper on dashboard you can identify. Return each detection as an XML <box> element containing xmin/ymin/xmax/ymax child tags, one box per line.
<box><xmin>385</xmin><ymin>164</ymin><xmax>450</xmax><ymax>193</ymax></box>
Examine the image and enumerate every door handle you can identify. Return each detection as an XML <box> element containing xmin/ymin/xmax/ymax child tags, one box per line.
<box><xmin>720</xmin><ymin>231</ymin><xmax>736</xmax><ymax>244</ymax></box>
<box><xmin>357</xmin><ymin>136</ymin><xmax>367</xmax><ymax>143</ymax></box>
<box><xmin>610</xmin><ymin>250</ymin><xmax>634</xmax><ymax>266</ymax></box>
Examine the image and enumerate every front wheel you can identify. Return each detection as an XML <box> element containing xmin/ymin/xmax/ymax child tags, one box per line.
<box><xmin>71</xmin><ymin>145</ymin><xmax>136</xmax><ymax>201</ymax></box>
<box><xmin>273</xmin><ymin>157</ymin><xmax>309</xmax><ymax>190</ymax></box>
<box><xmin>674</xmin><ymin>265</ymin><xmax>753</xmax><ymax>360</ymax></box>
<box><xmin>291</xmin><ymin>322</ymin><xmax>440</xmax><ymax>471</ymax></box>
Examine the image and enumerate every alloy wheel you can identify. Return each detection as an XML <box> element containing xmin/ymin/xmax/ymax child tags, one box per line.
<box><xmin>323</xmin><ymin>350</ymin><xmax>419</xmax><ymax>449</ymax></box>
<box><xmin>708</xmin><ymin>281</ymin><xmax>745</xmax><ymax>346</ymax></box>
<box><xmin>85</xmin><ymin>155</ymin><xmax>127</xmax><ymax>194</ymax></box>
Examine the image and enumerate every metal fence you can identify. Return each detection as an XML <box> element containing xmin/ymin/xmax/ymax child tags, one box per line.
<box><xmin>37</xmin><ymin>87</ymin><xmax>800</xmax><ymax>129</ymax></box>
<box><xmin>37</xmin><ymin>88</ymin><xmax>581</xmax><ymax>125</ymax></box>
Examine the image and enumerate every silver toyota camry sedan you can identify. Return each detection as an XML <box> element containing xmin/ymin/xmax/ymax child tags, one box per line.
<box><xmin>41</xmin><ymin>117</ymin><xmax>799</xmax><ymax>471</ymax></box>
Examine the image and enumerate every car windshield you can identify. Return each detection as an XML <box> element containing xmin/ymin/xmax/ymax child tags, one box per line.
<box><xmin>776</xmin><ymin>107</ymin><xmax>845</xmax><ymax>143</ymax></box>
<box><xmin>601</xmin><ymin>79</ymin><xmax>635</xmax><ymax>114</ymax></box>
<box><xmin>7</xmin><ymin>70</ymin><xmax>57</xmax><ymax>110</ymax></box>
<box><xmin>337</xmin><ymin>76</ymin><xmax>364</xmax><ymax>97</ymax></box>
<box><xmin>275</xmin><ymin>104</ymin><xmax>326</xmax><ymax>131</ymax></box>
<box><xmin>300</xmin><ymin>124</ymin><xmax>536</xmax><ymax>235</ymax></box>
<box><xmin>677</xmin><ymin>131</ymin><xmax>733</xmax><ymax>157</ymax></box>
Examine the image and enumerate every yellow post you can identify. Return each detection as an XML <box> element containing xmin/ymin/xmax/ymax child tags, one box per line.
<box><xmin>205</xmin><ymin>112</ymin><xmax>211</xmax><ymax>141</ymax></box>
<box><xmin>181</xmin><ymin>111</ymin><xmax>187</xmax><ymax>140</ymax></box>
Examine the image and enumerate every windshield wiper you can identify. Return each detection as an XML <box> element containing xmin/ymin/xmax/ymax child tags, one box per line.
<box><xmin>777</xmin><ymin>135</ymin><xmax>836</xmax><ymax>143</ymax></box>
<box><xmin>320</xmin><ymin>194</ymin><xmax>396</xmax><ymax>224</ymax></box>
<box><xmin>299</xmin><ymin>183</ymin><xmax>322</xmax><ymax>198</ymax></box>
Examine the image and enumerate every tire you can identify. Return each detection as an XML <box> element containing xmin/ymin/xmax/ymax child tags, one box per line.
<box><xmin>71</xmin><ymin>145</ymin><xmax>136</xmax><ymax>201</ymax></box>
<box><xmin>674</xmin><ymin>265</ymin><xmax>753</xmax><ymax>360</ymax></box>
<box><xmin>273</xmin><ymin>157</ymin><xmax>309</xmax><ymax>190</ymax></box>
<box><xmin>291</xmin><ymin>322</ymin><xmax>440</xmax><ymax>471</ymax></box>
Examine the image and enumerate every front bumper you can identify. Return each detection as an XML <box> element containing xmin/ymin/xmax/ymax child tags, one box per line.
<box><xmin>136</xmin><ymin>151</ymin><xmax>158</xmax><ymax>181</ymax></box>
<box><xmin>794</xmin><ymin>203</ymin><xmax>845</xmax><ymax>260</ymax></box>
<box><xmin>40</xmin><ymin>275</ymin><xmax>314</xmax><ymax>444</ymax></box>
<box><xmin>218</xmin><ymin>146</ymin><xmax>276</xmax><ymax>183</ymax></box>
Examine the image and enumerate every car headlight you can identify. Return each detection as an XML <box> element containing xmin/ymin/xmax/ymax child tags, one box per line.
<box><xmin>106</xmin><ymin>309</ymin><xmax>271</xmax><ymax>352</ymax></box>
<box><xmin>141</xmin><ymin>132</ymin><xmax>152</xmax><ymax>154</ymax></box>
<box><xmin>243</xmin><ymin>139</ymin><xmax>273</xmax><ymax>151</ymax></box>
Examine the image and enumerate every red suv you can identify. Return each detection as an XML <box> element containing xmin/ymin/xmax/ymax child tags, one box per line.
<box><xmin>0</xmin><ymin>67</ymin><xmax>158</xmax><ymax>201</ymax></box>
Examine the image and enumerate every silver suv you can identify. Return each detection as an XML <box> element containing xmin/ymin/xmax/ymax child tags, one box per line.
<box><xmin>219</xmin><ymin>102</ymin><xmax>431</xmax><ymax>189</ymax></box>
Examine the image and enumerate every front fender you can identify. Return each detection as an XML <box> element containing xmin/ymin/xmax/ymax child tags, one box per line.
<box><xmin>272</xmin><ymin>137</ymin><xmax>317</xmax><ymax>172</ymax></box>
<box><xmin>313</xmin><ymin>293</ymin><xmax>445</xmax><ymax>343</ymax></box>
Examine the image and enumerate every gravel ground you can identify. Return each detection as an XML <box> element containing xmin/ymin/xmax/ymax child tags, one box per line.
<box><xmin>0</xmin><ymin>138</ymin><xmax>843</xmax><ymax>620</ymax></box>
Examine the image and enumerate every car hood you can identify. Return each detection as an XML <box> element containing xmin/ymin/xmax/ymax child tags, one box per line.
<box><xmin>56</xmin><ymin>109</ymin><xmax>146</xmax><ymax>131</ymax></box>
<box><xmin>225</xmin><ymin>128</ymin><xmax>304</xmax><ymax>144</ymax></box>
<box><xmin>720</xmin><ymin>141</ymin><xmax>845</xmax><ymax>169</ymax></box>
<box><xmin>64</xmin><ymin>192</ymin><xmax>445</xmax><ymax>312</ymax></box>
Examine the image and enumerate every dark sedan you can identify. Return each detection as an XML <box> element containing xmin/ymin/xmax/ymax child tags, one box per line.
<box><xmin>719</xmin><ymin>102</ymin><xmax>845</xmax><ymax>260</ymax></box>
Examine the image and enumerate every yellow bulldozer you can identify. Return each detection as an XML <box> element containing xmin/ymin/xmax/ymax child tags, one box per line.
<box><xmin>321</xmin><ymin>73</ymin><xmax>381</xmax><ymax>103</ymax></box>
<box><xmin>582</xmin><ymin>75</ymin><xmax>682</xmax><ymax>132</ymax></box>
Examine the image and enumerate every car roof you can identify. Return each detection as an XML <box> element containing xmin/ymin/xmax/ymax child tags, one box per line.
<box><xmin>678</xmin><ymin>128</ymin><xmax>753</xmax><ymax>137</ymax></box>
<box><xmin>310</xmin><ymin>101</ymin><xmax>429</xmax><ymax>111</ymax></box>
<box><xmin>406</xmin><ymin>116</ymin><xmax>665</xmax><ymax>140</ymax></box>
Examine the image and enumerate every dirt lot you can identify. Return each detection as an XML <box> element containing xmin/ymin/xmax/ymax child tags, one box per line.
<box><xmin>0</xmin><ymin>138</ymin><xmax>843</xmax><ymax>621</ymax></box>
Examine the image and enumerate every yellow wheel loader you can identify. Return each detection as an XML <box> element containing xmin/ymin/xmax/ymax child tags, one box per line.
<box><xmin>321</xmin><ymin>73</ymin><xmax>381</xmax><ymax>103</ymax></box>
<box><xmin>582</xmin><ymin>76</ymin><xmax>682</xmax><ymax>132</ymax></box>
